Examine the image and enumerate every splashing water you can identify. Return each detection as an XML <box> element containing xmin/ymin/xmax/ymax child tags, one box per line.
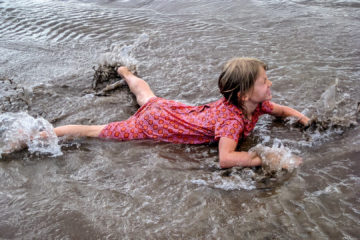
<box><xmin>318</xmin><ymin>78</ymin><xmax>338</xmax><ymax>113</ymax></box>
<box><xmin>189</xmin><ymin>143</ymin><xmax>301</xmax><ymax>191</ymax></box>
<box><xmin>276</xmin><ymin>78</ymin><xmax>358</xmax><ymax>148</ymax></box>
<box><xmin>0</xmin><ymin>112</ymin><xmax>62</xmax><ymax>158</ymax></box>
<box><xmin>250</xmin><ymin>143</ymin><xmax>302</xmax><ymax>172</ymax></box>
<box><xmin>98</xmin><ymin>33</ymin><xmax>150</xmax><ymax>67</ymax></box>
<box><xmin>90</xmin><ymin>33</ymin><xmax>150</xmax><ymax>94</ymax></box>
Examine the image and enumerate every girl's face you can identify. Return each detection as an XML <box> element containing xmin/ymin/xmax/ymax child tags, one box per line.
<box><xmin>247</xmin><ymin>67</ymin><xmax>272</xmax><ymax>103</ymax></box>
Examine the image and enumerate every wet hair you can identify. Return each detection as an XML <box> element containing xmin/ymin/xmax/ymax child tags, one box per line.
<box><xmin>218</xmin><ymin>57</ymin><xmax>267</xmax><ymax>111</ymax></box>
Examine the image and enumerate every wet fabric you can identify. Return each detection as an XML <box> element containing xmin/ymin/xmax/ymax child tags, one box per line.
<box><xmin>99</xmin><ymin>97</ymin><xmax>273</xmax><ymax>144</ymax></box>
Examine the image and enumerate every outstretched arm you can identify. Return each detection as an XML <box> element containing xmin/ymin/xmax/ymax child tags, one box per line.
<box><xmin>218</xmin><ymin>137</ymin><xmax>261</xmax><ymax>168</ymax></box>
<box><xmin>270</xmin><ymin>102</ymin><xmax>310</xmax><ymax>126</ymax></box>
<box><xmin>53</xmin><ymin>125</ymin><xmax>106</xmax><ymax>138</ymax></box>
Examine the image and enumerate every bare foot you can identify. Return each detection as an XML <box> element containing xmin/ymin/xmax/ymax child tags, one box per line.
<box><xmin>299</xmin><ymin>115</ymin><xmax>311</xmax><ymax>126</ymax></box>
<box><xmin>2</xmin><ymin>138</ymin><xmax>27</xmax><ymax>155</ymax></box>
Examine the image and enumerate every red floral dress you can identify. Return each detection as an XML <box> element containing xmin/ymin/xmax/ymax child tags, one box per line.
<box><xmin>99</xmin><ymin>97</ymin><xmax>273</xmax><ymax>144</ymax></box>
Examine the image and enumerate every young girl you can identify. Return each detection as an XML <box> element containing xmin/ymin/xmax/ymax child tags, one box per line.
<box><xmin>53</xmin><ymin>58</ymin><xmax>310</xmax><ymax>168</ymax></box>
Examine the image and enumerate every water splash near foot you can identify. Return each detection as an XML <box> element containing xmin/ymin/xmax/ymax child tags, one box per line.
<box><xmin>99</xmin><ymin>32</ymin><xmax>149</xmax><ymax>67</ymax></box>
<box><xmin>0</xmin><ymin>112</ymin><xmax>62</xmax><ymax>158</ymax></box>
<box><xmin>89</xmin><ymin>33</ymin><xmax>149</xmax><ymax>94</ymax></box>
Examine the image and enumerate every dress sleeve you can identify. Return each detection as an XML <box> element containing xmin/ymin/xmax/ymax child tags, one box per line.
<box><xmin>260</xmin><ymin>101</ymin><xmax>274</xmax><ymax>114</ymax></box>
<box><xmin>214</xmin><ymin>119</ymin><xmax>244</xmax><ymax>142</ymax></box>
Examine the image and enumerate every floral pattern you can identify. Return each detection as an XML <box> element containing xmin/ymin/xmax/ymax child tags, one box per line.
<box><xmin>99</xmin><ymin>97</ymin><xmax>273</xmax><ymax>144</ymax></box>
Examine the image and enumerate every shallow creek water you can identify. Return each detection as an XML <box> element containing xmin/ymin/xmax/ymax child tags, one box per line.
<box><xmin>0</xmin><ymin>0</ymin><xmax>359</xmax><ymax>239</ymax></box>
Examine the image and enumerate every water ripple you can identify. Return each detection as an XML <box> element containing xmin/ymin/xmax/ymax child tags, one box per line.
<box><xmin>0</xmin><ymin>1</ymin><xmax>156</xmax><ymax>43</ymax></box>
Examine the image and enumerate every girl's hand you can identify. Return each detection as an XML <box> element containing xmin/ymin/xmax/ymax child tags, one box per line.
<box><xmin>257</xmin><ymin>148</ymin><xmax>303</xmax><ymax>171</ymax></box>
<box><xmin>280</xmin><ymin>155</ymin><xmax>303</xmax><ymax>170</ymax></box>
<box><xmin>270</xmin><ymin>103</ymin><xmax>310</xmax><ymax>126</ymax></box>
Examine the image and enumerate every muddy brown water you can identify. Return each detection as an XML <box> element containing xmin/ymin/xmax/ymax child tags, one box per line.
<box><xmin>0</xmin><ymin>0</ymin><xmax>360</xmax><ymax>239</ymax></box>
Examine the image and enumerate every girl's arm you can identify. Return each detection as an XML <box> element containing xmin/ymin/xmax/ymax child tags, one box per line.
<box><xmin>53</xmin><ymin>125</ymin><xmax>106</xmax><ymax>138</ymax></box>
<box><xmin>218</xmin><ymin>137</ymin><xmax>262</xmax><ymax>168</ymax></box>
<box><xmin>270</xmin><ymin>102</ymin><xmax>310</xmax><ymax>126</ymax></box>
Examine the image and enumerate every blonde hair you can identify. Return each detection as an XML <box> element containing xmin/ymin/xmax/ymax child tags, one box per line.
<box><xmin>218</xmin><ymin>57</ymin><xmax>267</xmax><ymax>110</ymax></box>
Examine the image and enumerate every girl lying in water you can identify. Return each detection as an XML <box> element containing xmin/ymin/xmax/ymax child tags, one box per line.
<box><xmin>52</xmin><ymin>57</ymin><xmax>309</xmax><ymax>168</ymax></box>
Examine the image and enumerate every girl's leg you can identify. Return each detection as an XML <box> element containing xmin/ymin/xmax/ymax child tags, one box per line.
<box><xmin>117</xmin><ymin>66</ymin><xmax>156</xmax><ymax>106</ymax></box>
<box><xmin>53</xmin><ymin>125</ymin><xmax>106</xmax><ymax>138</ymax></box>
<box><xmin>53</xmin><ymin>68</ymin><xmax>155</xmax><ymax>138</ymax></box>
<box><xmin>2</xmin><ymin>125</ymin><xmax>105</xmax><ymax>155</ymax></box>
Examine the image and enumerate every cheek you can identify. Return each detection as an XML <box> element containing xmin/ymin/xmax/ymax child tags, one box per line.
<box><xmin>254</xmin><ymin>85</ymin><xmax>265</xmax><ymax>94</ymax></box>
<box><xmin>261</xmin><ymin>85</ymin><xmax>268</xmax><ymax>92</ymax></box>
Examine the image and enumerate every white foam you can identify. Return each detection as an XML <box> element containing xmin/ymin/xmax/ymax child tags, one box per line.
<box><xmin>190</xmin><ymin>169</ymin><xmax>256</xmax><ymax>191</ymax></box>
<box><xmin>250</xmin><ymin>142</ymin><xmax>301</xmax><ymax>172</ymax></box>
<box><xmin>0</xmin><ymin>112</ymin><xmax>62</xmax><ymax>158</ymax></box>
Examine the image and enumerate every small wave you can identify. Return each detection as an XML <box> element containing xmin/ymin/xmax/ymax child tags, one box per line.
<box><xmin>190</xmin><ymin>163</ymin><xmax>296</xmax><ymax>191</ymax></box>
<box><xmin>190</xmin><ymin>168</ymin><xmax>257</xmax><ymax>191</ymax></box>
<box><xmin>0</xmin><ymin>112</ymin><xmax>62</xmax><ymax>158</ymax></box>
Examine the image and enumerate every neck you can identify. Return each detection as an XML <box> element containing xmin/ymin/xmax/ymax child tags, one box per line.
<box><xmin>243</xmin><ymin>100</ymin><xmax>258</xmax><ymax>119</ymax></box>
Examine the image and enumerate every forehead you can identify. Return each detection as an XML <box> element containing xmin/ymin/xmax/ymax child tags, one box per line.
<box><xmin>257</xmin><ymin>67</ymin><xmax>267</xmax><ymax>78</ymax></box>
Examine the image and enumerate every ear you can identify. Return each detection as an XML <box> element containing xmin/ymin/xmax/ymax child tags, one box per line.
<box><xmin>237</xmin><ymin>91</ymin><xmax>250</xmax><ymax>101</ymax></box>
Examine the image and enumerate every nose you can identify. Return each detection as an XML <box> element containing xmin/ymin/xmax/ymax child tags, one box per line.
<box><xmin>267</xmin><ymin>79</ymin><xmax>272</xmax><ymax>86</ymax></box>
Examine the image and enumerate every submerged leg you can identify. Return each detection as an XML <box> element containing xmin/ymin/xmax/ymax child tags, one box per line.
<box><xmin>117</xmin><ymin>66</ymin><xmax>156</xmax><ymax>106</ymax></box>
<box><xmin>53</xmin><ymin>125</ymin><xmax>106</xmax><ymax>138</ymax></box>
